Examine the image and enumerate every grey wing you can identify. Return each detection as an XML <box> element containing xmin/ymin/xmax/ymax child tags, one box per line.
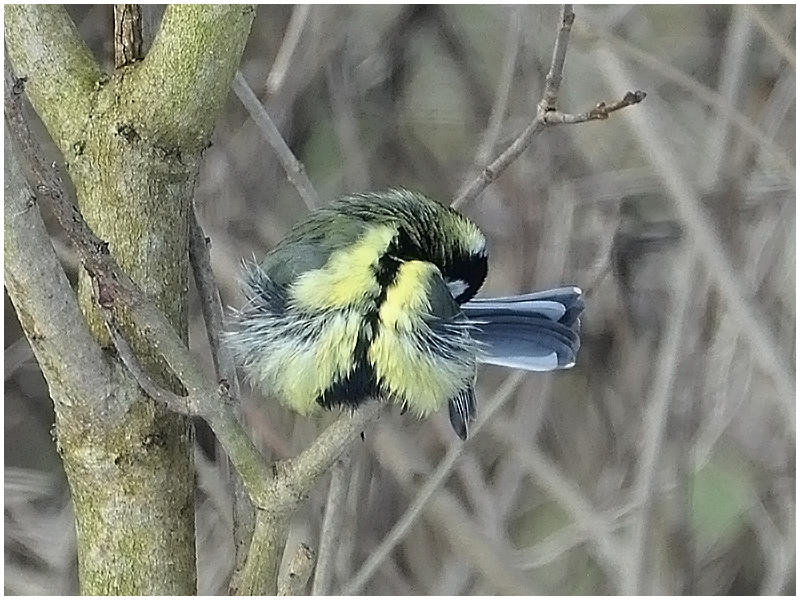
<box><xmin>462</xmin><ymin>287</ymin><xmax>584</xmax><ymax>371</ymax></box>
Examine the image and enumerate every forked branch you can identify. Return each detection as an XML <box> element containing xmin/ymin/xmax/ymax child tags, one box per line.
<box><xmin>454</xmin><ymin>5</ymin><xmax>645</xmax><ymax>209</ymax></box>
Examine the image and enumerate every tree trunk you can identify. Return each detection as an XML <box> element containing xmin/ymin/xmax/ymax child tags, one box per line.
<box><xmin>4</xmin><ymin>5</ymin><xmax>254</xmax><ymax>594</ymax></box>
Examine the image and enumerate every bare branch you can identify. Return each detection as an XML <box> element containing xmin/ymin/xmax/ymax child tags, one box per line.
<box><xmin>453</xmin><ymin>117</ymin><xmax>545</xmax><ymax>209</ymax></box>
<box><xmin>188</xmin><ymin>208</ymin><xmax>240</xmax><ymax>397</ymax></box>
<box><xmin>579</xmin><ymin>21</ymin><xmax>792</xmax><ymax>173</ymax></box>
<box><xmin>341</xmin><ymin>372</ymin><xmax>525</xmax><ymax>595</ymax></box>
<box><xmin>743</xmin><ymin>5</ymin><xmax>796</xmax><ymax>69</ymax></box>
<box><xmin>4</xmin><ymin>127</ymin><xmax>115</xmax><ymax>411</ymax></box>
<box><xmin>543</xmin><ymin>90</ymin><xmax>647</xmax><ymax>124</ymax></box>
<box><xmin>275</xmin><ymin>404</ymin><xmax>382</xmax><ymax>507</ymax></box>
<box><xmin>114</xmin><ymin>4</ymin><xmax>143</xmax><ymax>68</ymax></box>
<box><xmin>278</xmin><ymin>543</ymin><xmax>316</xmax><ymax>596</ymax></box>
<box><xmin>125</xmin><ymin>5</ymin><xmax>255</xmax><ymax>147</ymax></box>
<box><xmin>540</xmin><ymin>4</ymin><xmax>575</xmax><ymax>111</ymax></box>
<box><xmin>233</xmin><ymin>71</ymin><xmax>320</xmax><ymax>209</ymax></box>
<box><xmin>233</xmin><ymin>403</ymin><xmax>380</xmax><ymax>595</ymax></box>
<box><xmin>101</xmin><ymin>308</ymin><xmax>187</xmax><ymax>413</ymax></box>
<box><xmin>188</xmin><ymin>206</ymin><xmax>254</xmax><ymax>573</ymax></box>
<box><xmin>5</xmin><ymin>5</ymin><xmax>104</xmax><ymax>146</ymax></box>
<box><xmin>267</xmin><ymin>5</ymin><xmax>313</xmax><ymax>94</ymax></box>
<box><xmin>454</xmin><ymin>6</ymin><xmax>645</xmax><ymax>209</ymax></box>
<box><xmin>312</xmin><ymin>452</ymin><xmax>353</xmax><ymax>595</ymax></box>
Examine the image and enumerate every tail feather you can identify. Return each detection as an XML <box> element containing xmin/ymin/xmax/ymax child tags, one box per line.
<box><xmin>462</xmin><ymin>287</ymin><xmax>584</xmax><ymax>371</ymax></box>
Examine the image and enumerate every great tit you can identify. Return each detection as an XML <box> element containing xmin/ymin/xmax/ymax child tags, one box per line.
<box><xmin>225</xmin><ymin>189</ymin><xmax>583</xmax><ymax>439</ymax></box>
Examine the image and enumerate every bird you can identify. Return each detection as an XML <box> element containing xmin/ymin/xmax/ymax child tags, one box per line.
<box><xmin>225</xmin><ymin>189</ymin><xmax>583</xmax><ymax>439</ymax></box>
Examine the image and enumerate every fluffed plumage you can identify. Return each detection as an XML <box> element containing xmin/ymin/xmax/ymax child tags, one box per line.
<box><xmin>225</xmin><ymin>189</ymin><xmax>584</xmax><ymax>439</ymax></box>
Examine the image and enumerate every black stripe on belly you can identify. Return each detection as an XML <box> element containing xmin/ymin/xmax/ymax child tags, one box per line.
<box><xmin>317</xmin><ymin>318</ymin><xmax>379</xmax><ymax>409</ymax></box>
<box><xmin>316</xmin><ymin>249</ymin><xmax>401</xmax><ymax>409</ymax></box>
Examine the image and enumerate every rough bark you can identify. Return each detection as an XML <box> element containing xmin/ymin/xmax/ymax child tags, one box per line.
<box><xmin>4</xmin><ymin>5</ymin><xmax>254</xmax><ymax>594</ymax></box>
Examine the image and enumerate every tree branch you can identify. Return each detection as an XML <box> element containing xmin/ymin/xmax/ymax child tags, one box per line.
<box><xmin>188</xmin><ymin>209</ymin><xmax>240</xmax><ymax>396</ymax></box>
<box><xmin>114</xmin><ymin>4</ymin><xmax>144</xmax><ymax>68</ymax></box>
<box><xmin>102</xmin><ymin>311</ymin><xmax>185</xmax><ymax>410</ymax></box>
<box><xmin>233</xmin><ymin>71</ymin><xmax>321</xmax><ymax>209</ymax></box>
<box><xmin>453</xmin><ymin>5</ymin><xmax>645</xmax><ymax>210</ymax></box>
<box><xmin>4</xmin><ymin>124</ymin><xmax>115</xmax><ymax>412</ymax></box>
<box><xmin>311</xmin><ymin>452</ymin><xmax>352</xmax><ymax>595</ymax></box>
<box><xmin>4</xmin><ymin>5</ymin><xmax>104</xmax><ymax>148</ymax></box>
<box><xmin>188</xmin><ymin>207</ymin><xmax>256</xmax><ymax>575</ymax></box>
<box><xmin>278</xmin><ymin>543</ymin><xmax>316</xmax><ymax>596</ymax></box>
<box><xmin>6</xmin><ymin>53</ymin><xmax>199</xmax><ymax>593</ymax></box>
<box><xmin>267</xmin><ymin>4</ymin><xmax>313</xmax><ymax>94</ymax></box>
<box><xmin>540</xmin><ymin>4</ymin><xmax>575</xmax><ymax>111</ymax></box>
<box><xmin>4</xmin><ymin>61</ymin><xmax>120</xmax><ymax>414</ymax></box>
<box><xmin>9</xmin><ymin>55</ymin><xmax>382</xmax><ymax>591</ymax></box>
<box><xmin>543</xmin><ymin>90</ymin><xmax>646</xmax><ymax>124</ymax></box>
<box><xmin>122</xmin><ymin>5</ymin><xmax>255</xmax><ymax>148</ymax></box>
<box><xmin>240</xmin><ymin>403</ymin><xmax>380</xmax><ymax>594</ymax></box>
<box><xmin>341</xmin><ymin>373</ymin><xmax>524</xmax><ymax>594</ymax></box>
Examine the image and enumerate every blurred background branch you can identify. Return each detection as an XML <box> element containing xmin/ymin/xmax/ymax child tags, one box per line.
<box><xmin>5</xmin><ymin>4</ymin><xmax>795</xmax><ymax>595</ymax></box>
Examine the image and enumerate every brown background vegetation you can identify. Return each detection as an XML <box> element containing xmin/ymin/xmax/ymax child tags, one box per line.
<box><xmin>5</xmin><ymin>5</ymin><xmax>795</xmax><ymax>595</ymax></box>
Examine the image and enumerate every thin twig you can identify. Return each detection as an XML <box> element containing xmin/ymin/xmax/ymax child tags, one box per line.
<box><xmin>455</xmin><ymin>85</ymin><xmax>644</xmax><ymax>209</ymax></box>
<box><xmin>454</xmin><ymin>5</ymin><xmax>645</xmax><ymax>209</ymax></box>
<box><xmin>188</xmin><ymin>206</ymin><xmax>253</xmax><ymax>575</ymax></box>
<box><xmin>340</xmin><ymin>372</ymin><xmax>525</xmax><ymax>595</ymax></box>
<box><xmin>475</xmin><ymin>7</ymin><xmax>523</xmax><ymax>167</ymax></box>
<box><xmin>233</xmin><ymin>71</ymin><xmax>320</xmax><ymax>210</ymax></box>
<box><xmin>454</xmin><ymin>117</ymin><xmax>546</xmax><ymax>209</ymax></box>
<box><xmin>576</xmin><ymin>19</ymin><xmax>792</xmax><ymax>173</ymax></box>
<box><xmin>543</xmin><ymin>90</ymin><xmax>646</xmax><ymax>124</ymax></box>
<box><xmin>597</xmin><ymin>47</ymin><xmax>796</xmax><ymax>433</ymax></box>
<box><xmin>267</xmin><ymin>5</ymin><xmax>313</xmax><ymax>95</ymax></box>
<box><xmin>101</xmin><ymin>308</ymin><xmax>188</xmax><ymax>413</ymax></box>
<box><xmin>312</xmin><ymin>452</ymin><xmax>353</xmax><ymax>595</ymax></box>
<box><xmin>540</xmin><ymin>4</ymin><xmax>575</xmax><ymax>111</ymax></box>
<box><xmin>188</xmin><ymin>207</ymin><xmax>240</xmax><ymax>397</ymax></box>
<box><xmin>453</xmin><ymin>7</ymin><xmax>522</xmax><ymax>209</ymax></box>
<box><xmin>743</xmin><ymin>4</ymin><xmax>796</xmax><ymax>69</ymax></box>
<box><xmin>5</xmin><ymin>60</ymin><xmax>65</xmax><ymax>215</ymax></box>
